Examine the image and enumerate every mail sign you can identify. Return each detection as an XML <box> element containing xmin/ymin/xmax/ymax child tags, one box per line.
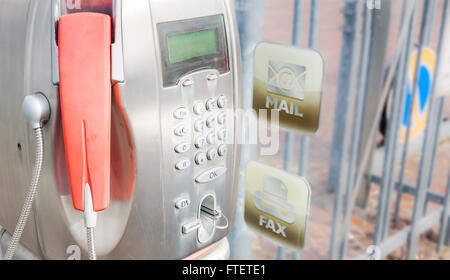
<box><xmin>244</xmin><ymin>161</ymin><xmax>311</xmax><ymax>250</ymax></box>
<box><xmin>253</xmin><ymin>42</ymin><xmax>324</xmax><ymax>134</ymax></box>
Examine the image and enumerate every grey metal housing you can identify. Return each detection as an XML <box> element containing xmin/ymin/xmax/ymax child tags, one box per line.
<box><xmin>0</xmin><ymin>0</ymin><xmax>242</xmax><ymax>259</ymax></box>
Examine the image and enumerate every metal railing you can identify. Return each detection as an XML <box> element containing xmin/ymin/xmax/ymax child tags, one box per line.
<box><xmin>230</xmin><ymin>0</ymin><xmax>450</xmax><ymax>260</ymax></box>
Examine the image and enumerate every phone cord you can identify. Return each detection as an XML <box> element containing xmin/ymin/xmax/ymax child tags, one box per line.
<box><xmin>86</xmin><ymin>227</ymin><xmax>96</xmax><ymax>260</ymax></box>
<box><xmin>4</xmin><ymin>127</ymin><xmax>44</xmax><ymax>260</ymax></box>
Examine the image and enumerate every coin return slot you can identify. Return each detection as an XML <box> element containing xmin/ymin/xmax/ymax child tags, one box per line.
<box><xmin>197</xmin><ymin>194</ymin><xmax>216</xmax><ymax>244</ymax></box>
<box><xmin>200</xmin><ymin>205</ymin><xmax>221</xmax><ymax>221</ymax></box>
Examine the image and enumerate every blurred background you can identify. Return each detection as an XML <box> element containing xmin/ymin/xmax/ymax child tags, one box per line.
<box><xmin>229</xmin><ymin>0</ymin><xmax>450</xmax><ymax>260</ymax></box>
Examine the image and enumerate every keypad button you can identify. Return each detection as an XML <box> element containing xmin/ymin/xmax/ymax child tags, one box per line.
<box><xmin>217</xmin><ymin>111</ymin><xmax>226</xmax><ymax>125</ymax></box>
<box><xmin>182</xmin><ymin>79</ymin><xmax>193</xmax><ymax>87</ymax></box>
<box><xmin>217</xmin><ymin>95</ymin><xmax>227</xmax><ymax>108</ymax></box>
<box><xmin>174</xmin><ymin>143</ymin><xmax>190</xmax><ymax>154</ymax></box>
<box><xmin>206</xmin><ymin>98</ymin><xmax>218</xmax><ymax>111</ymax></box>
<box><xmin>207</xmin><ymin>132</ymin><xmax>216</xmax><ymax>145</ymax></box>
<box><xmin>217</xmin><ymin>129</ymin><xmax>226</xmax><ymax>141</ymax></box>
<box><xmin>218</xmin><ymin>144</ymin><xmax>227</xmax><ymax>157</ymax></box>
<box><xmin>207</xmin><ymin>73</ymin><xmax>218</xmax><ymax>81</ymax></box>
<box><xmin>173</xmin><ymin>107</ymin><xmax>188</xmax><ymax>120</ymax></box>
<box><xmin>175</xmin><ymin>159</ymin><xmax>191</xmax><ymax>170</ymax></box>
<box><xmin>193</xmin><ymin>102</ymin><xmax>205</xmax><ymax>115</ymax></box>
<box><xmin>195</xmin><ymin>152</ymin><xmax>207</xmax><ymax>165</ymax></box>
<box><xmin>174</xmin><ymin>125</ymin><xmax>188</xmax><ymax>137</ymax></box>
<box><xmin>194</xmin><ymin>136</ymin><xmax>207</xmax><ymax>149</ymax></box>
<box><xmin>175</xmin><ymin>198</ymin><xmax>190</xmax><ymax>209</ymax></box>
<box><xmin>206</xmin><ymin>116</ymin><xmax>216</xmax><ymax>128</ymax></box>
<box><xmin>194</xmin><ymin>119</ymin><xmax>205</xmax><ymax>132</ymax></box>
<box><xmin>195</xmin><ymin>166</ymin><xmax>227</xmax><ymax>184</ymax></box>
<box><xmin>207</xmin><ymin>148</ymin><xmax>217</xmax><ymax>161</ymax></box>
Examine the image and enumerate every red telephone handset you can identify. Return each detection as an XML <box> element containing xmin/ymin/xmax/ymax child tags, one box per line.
<box><xmin>58</xmin><ymin>12</ymin><xmax>112</xmax><ymax>212</ymax></box>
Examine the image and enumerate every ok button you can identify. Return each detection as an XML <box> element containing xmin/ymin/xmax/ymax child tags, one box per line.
<box><xmin>195</xmin><ymin>166</ymin><xmax>227</xmax><ymax>184</ymax></box>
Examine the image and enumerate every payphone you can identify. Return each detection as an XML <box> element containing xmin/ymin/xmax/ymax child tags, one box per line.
<box><xmin>0</xmin><ymin>0</ymin><xmax>241</xmax><ymax>259</ymax></box>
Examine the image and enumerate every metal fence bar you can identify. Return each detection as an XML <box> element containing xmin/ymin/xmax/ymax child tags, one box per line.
<box><xmin>421</xmin><ymin>99</ymin><xmax>443</xmax><ymax>217</ymax></box>
<box><xmin>229</xmin><ymin>0</ymin><xmax>266</xmax><ymax>260</ymax></box>
<box><xmin>340</xmin><ymin>0</ymin><xmax>417</xmax><ymax>259</ymax></box>
<box><xmin>356</xmin><ymin>207</ymin><xmax>443</xmax><ymax>260</ymax></box>
<box><xmin>278</xmin><ymin>132</ymin><xmax>294</xmax><ymax>259</ymax></box>
<box><xmin>405</xmin><ymin>0</ymin><xmax>434</xmax><ymax>259</ymax></box>
<box><xmin>391</xmin><ymin>2</ymin><xmax>425</xmax><ymax>224</ymax></box>
<box><xmin>423</xmin><ymin>0</ymin><xmax>450</xmax><ymax>216</ymax></box>
<box><xmin>339</xmin><ymin>3</ymin><xmax>372</xmax><ymax>259</ymax></box>
<box><xmin>370</xmin><ymin>175</ymin><xmax>446</xmax><ymax>205</ymax></box>
<box><xmin>292</xmin><ymin>0</ymin><xmax>319</xmax><ymax>261</ymax></box>
<box><xmin>393</xmin><ymin>2</ymin><xmax>448</xmax><ymax>225</ymax></box>
<box><xmin>298</xmin><ymin>0</ymin><xmax>319</xmax><ymax>180</ymax></box>
<box><xmin>406</xmin><ymin>0</ymin><xmax>448</xmax><ymax>259</ymax></box>
<box><xmin>328</xmin><ymin>0</ymin><xmax>361</xmax><ymax>260</ymax></box>
<box><xmin>376</xmin><ymin>0</ymin><xmax>425</xmax><ymax>242</ymax></box>
<box><xmin>437</xmin><ymin>169</ymin><xmax>450</xmax><ymax>252</ymax></box>
<box><xmin>280</xmin><ymin>0</ymin><xmax>320</xmax><ymax>261</ymax></box>
<box><xmin>277</xmin><ymin>0</ymin><xmax>305</xmax><ymax>261</ymax></box>
<box><xmin>395</xmin><ymin>1</ymin><xmax>430</xmax><ymax>238</ymax></box>
<box><xmin>292</xmin><ymin>0</ymin><xmax>304</xmax><ymax>46</ymax></box>
<box><xmin>424</xmin><ymin>0</ymin><xmax>437</xmax><ymax>46</ymax></box>
<box><xmin>406</xmin><ymin>93</ymin><xmax>444</xmax><ymax>259</ymax></box>
<box><xmin>374</xmin><ymin>46</ymin><xmax>406</xmax><ymax>244</ymax></box>
<box><xmin>297</xmin><ymin>0</ymin><xmax>319</xmax><ymax>180</ymax></box>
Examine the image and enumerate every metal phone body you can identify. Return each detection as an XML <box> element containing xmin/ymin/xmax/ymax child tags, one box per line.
<box><xmin>0</xmin><ymin>0</ymin><xmax>242</xmax><ymax>259</ymax></box>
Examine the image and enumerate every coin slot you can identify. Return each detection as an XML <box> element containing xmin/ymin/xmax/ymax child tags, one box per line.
<box><xmin>197</xmin><ymin>194</ymin><xmax>216</xmax><ymax>244</ymax></box>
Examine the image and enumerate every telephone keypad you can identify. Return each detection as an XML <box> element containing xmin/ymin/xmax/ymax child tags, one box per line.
<box><xmin>172</xmin><ymin>72</ymin><xmax>229</xmax><ymax>173</ymax></box>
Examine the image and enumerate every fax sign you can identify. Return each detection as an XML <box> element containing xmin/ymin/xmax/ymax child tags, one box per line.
<box><xmin>244</xmin><ymin>161</ymin><xmax>311</xmax><ymax>250</ymax></box>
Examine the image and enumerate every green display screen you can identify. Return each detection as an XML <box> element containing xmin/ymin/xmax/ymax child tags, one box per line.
<box><xmin>167</xmin><ymin>29</ymin><xmax>218</xmax><ymax>63</ymax></box>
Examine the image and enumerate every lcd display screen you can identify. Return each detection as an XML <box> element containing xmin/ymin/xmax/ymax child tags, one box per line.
<box><xmin>167</xmin><ymin>29</ymin><xmax>218</xmax><ymax>63</ymax></box>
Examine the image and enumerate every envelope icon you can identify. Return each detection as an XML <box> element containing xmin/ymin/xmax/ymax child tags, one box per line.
<box><xmin>267</xmin><ymin>60</ymin><xmax>306</xmax><ymax>100</ymax></box>
<box><xmin>253</xmin><ymin>175</ymin><xmax>296</xmax><ymax>224</ymax></box>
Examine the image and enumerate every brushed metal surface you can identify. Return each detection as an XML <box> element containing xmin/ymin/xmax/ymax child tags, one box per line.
<box><xmin>0</xmin><ymin>0</ymin><xmax>241</xmax><ymax>259</ymax></box>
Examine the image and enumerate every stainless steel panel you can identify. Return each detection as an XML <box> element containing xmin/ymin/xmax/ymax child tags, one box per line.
<box><xmin>0</xmin><ymin>0</ymin><xmax>241</xmax><ymax>259</ymax></box>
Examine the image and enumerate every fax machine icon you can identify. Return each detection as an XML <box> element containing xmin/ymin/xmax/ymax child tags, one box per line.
<box><xmin>267</xmin><ymin>60</ymin><xmax>306</xmax><ymax>100</ymax></box>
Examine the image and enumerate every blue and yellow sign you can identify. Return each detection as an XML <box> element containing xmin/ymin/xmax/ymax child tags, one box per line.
<box><xmin>400</xmin><ymin>47</ymin><xmax>436</xmax><ymax>143</ymax></box>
